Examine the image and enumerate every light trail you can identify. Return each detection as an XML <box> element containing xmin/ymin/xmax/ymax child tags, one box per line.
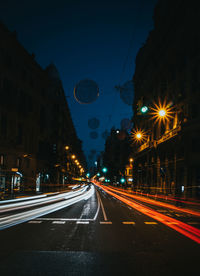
<box><xmin>0</xmin><ymin>186</ymin><xmax>88</xmax><ymax>214</ymax></box>
<box><xmin>92</xmin><ymin>189</ymin><xmax>101</xmax><ymax>220</ymax></box>
<box><xmin>0</xmin><ymin>194</ymin><xmax>47</xmax><ymax>204</ymax></box>
<box><xmin>113</xmin><ymin>186</ymin><xmax>200</xmax><ymax>207</ymax></box>
<box><xmin>0</xmin><ymin>185</ymin><xmax>94</xmax><ymax>230</ymax></box>
<box><xmin>94</xmin><ymin>182</ymin><xmax>200</xmax><ymax>244</ymax></box>
<box><xmin>104</xmin><ymin>186</ymin><xmax>200</xmax><ymax>217</ymax></box>
<box><xmin>96</xmin><ymin>190</ymin><xmax>108</xmax><ymax>221</ymax></box>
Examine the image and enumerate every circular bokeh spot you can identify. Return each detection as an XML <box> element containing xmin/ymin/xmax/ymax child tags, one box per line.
<box><xmin>74</xmin><ymin>79</ymin><xmax>99</xmax><ymax>104</ymax></box>
<box><xmin>119</xmin><ymin>80</ymin><xmax>134</xmax><ymax>106</ymax></box>
<box><xmin>88</xmin><ymin>118</ymin><xmax>100</xmax><ymax>129</ymax></box>
<box><xmin>90</xmin><ymin>131</ymin><xmax>98</xmax><ymax>139</ymax></box>
<box><xmin>120</xmin><ymin>118</ymin><xmax>132</xmax><ymax>130</ymax></box>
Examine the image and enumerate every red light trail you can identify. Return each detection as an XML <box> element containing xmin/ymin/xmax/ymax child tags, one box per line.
<box><xmin>104</xmin><ymin>186</ymin><xmax>200</xmax><ymax>217</ymax></box>
<box><xmin>94</xmin><ymin>182</ymin><xmax>200</xmax><ymax>244</ymax></box>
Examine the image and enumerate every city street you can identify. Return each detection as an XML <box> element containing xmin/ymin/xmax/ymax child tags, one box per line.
<box><xmin>0</xmin><ymin>183</ymin><xmax>200</xmax><ymax>275</ymax></box>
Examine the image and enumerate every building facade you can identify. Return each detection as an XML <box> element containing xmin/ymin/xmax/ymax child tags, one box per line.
<box><xmin>132</xmin><ymin>0</ymin><xmax>200</xmax><ymax>199</ymax></box>
<box><xmin>103</xmin><ymin>128</ymin><xmax>132</xmax><ymax>185</ymax></box>
<box><xmin>0</xmin><ymin>22</ymin><xmax>86</xmax><ymax>196</ymax></box>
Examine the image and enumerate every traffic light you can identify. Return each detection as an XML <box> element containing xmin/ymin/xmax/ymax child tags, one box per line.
<box><xmin>140</xmin><ymin>105</ymin><xmax>148</xmax><ymax>114</ymax></box>
<box><xmin>136</xmin><ymin>96</ymin><xmax>149</xmax><ymax>115</ymax></box>
<box><xmin>102</xmin><ymin>167</ymin><xmax>108</xmax><ymax>173</ymax></box>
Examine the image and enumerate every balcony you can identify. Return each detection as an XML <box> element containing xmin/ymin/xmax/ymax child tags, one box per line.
<box><xmin>156</xmin><ymin>125</ymin><xmax>181</xmax><ymax>145</ymax></box>
<box><xmin>138</xmin><ymin>141</ymin><xmax>154</xmax><ymax>152</ymax></box>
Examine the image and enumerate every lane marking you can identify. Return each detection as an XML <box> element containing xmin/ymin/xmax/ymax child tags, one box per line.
<box><xmin>97</xmin><ymin>191</ymin><xmax>108</xmax><ymax>221</ymax></box>
<box><xmin>76</xmin><ymin>221</ymin><xmax>89</xmax><ymax>224</ymax></box>
<box><xmin>93</xmin><ymin>189</ymin><xmax>101</xmax><ymax>220</ymax></box>
<box><xmin>36</xmin><ymin>218</ymin><xmax>94</xmax><ymax>221</ymax></box>
<box><xmin>28</xmin><ymin>220</ymin><xmax>42</xmax><ymax>224</ymax></box>
<box><xmin>122</xmin><ymin>222</ymin><xmax>135</xmax><ymax>225</ymax></box>
<box><xmin>100</xmin><ymin>221</ymin><xmax>112</xmax><ymax>224</ymax></box>
<box><xmin>144</xmin><ymin>222</ymin><xmax>158</xmax><ymax>225</ymax></box>
<box><xmin>94</xmin><ymin>183</ymin><xmax>200</xmax><ymax>244</ymax></box>
<box><xmin>52</xmin><ymin>221</ymin><xmax>66</xmax><ymax>224</ymax></box>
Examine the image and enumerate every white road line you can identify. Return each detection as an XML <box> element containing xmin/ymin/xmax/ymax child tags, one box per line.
<box><xmin>76</xmin><ymin>221</ymin><xmax>89</xmax><ymax>224</ymax></box>
<box><xmin>100</xmin><ymin>221</ymin><xmax>112</xmax><ymax>224</ymax></box>
<box><xmin>122</xmin><ymin>222</ymin><xmax>135</xmax><ymax>225</ymax></box>
<box><xmin>52</xmin><ymin>220</ymin><xmax>65</xmax><ymax>224</ymax></box>
<box><xmin>97</xmin><ymin>191</ymin><xmax>108</xmax><ymax>221</ymax></box>
<box><xmin>28</xmin><ymin>221</ymin><xmax>42</xmax><ymax>224</ymax></box>
<box><xmin>92</xmin><ymin>189</ymin><xmax>101</xmax><ymax>220</ymax></box>
<box><xmin>52</xmin><ymin>221</ymin><xmax>66</xmax><ymax>224</ymax></box>
<box><xmin>144</xmin><ymin>222</ymin><xmax>158</xmax><ymax>224</ymax></box>
<box><xmin>36</xmin><ymin>218</ymin><xmax>94</xmax><ymax>221</ymax></box>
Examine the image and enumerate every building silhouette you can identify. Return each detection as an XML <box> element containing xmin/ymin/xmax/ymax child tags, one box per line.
<box><xmin>132</xmin><ymin>0</ymin><xmax>200</xmax><ymax>198</ymax></box>
<box><xmin>0</xmin><ymin>22</ymin><xmax>86</xmax><ymax>196</ymax></box>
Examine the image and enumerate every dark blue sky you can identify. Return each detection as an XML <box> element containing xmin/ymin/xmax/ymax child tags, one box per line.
<box><xmin>0</xmin><ymin>0</ymin><xmax>157</xmax><ymax>166</ymax></box>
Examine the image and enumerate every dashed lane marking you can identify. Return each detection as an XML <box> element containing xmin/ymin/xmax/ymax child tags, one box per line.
<box><xmin>100</xmin><ymin>221</ymin><xmax>112</xmax><ymax>224</ymax></box>
<box><xmin>28</xmin><ymin>221</ymin><xmax>42</xmax><ymax>224</ymax></box>
<box><xmin>52</xmin><ymin>221</ymin><xmax>66</xmax><ymax>224</ymax></box>
<box><xmin>144</xmin><ymin>222</ymin><xmax>158</xmax><ymax>225</ymax></box>
<box><xmin>76</xmin><ymin>221</ymin><xmax>89</xmax><ymax>224</ymax></box>
<box><xmin>122</xmin><ymin>222</ymin><xmax>135</xmax><ymax>225</ymax></box>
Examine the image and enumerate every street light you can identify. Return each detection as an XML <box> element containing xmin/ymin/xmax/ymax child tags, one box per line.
<box><xmin>131</xmin><ymin>128</ymin><xmax>147</xmax><ymax>144</ymax></box>
<box><xmin>71</xmin><ymin>155</ymin><xmax>76</xmax><ymax>159</ymax></box>
<box><xmin>65</xmin><ymin>146</ymin><xmax>70</xmax><ymax>150</ymax></box>
<box><xmin>129</xmin><ymin>158</ymin><xmax>133</xmax><ymax>163</ymax></box>
<box><xmin>150</xmin><ymin>99</ymin><xmax>174</xmax><ymax>125</ymax></box>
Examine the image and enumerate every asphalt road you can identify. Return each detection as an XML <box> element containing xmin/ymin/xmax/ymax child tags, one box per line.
<box><xmin>0</xmin><ymin>184</ymin><xmax>200</xmax><ymax>276</ymax></box>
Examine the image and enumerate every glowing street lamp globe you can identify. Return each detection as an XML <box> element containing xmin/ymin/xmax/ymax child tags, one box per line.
<box><xmin>136</xmin><ymin>133</ymin><xmax>142</xmax><ymax>139</ymax></box>
<box><xmin>158</xmin><ymin>109</ymin><xmax>166</xmax><ymax>117</ymax></box>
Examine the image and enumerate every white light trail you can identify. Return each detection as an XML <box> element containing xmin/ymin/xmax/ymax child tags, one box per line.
<box><xmin>0</xmin><ymin>185</ymin><xmax>94</xmax><ymax>230</ymax></box>
<box><xmin>0</xmin><ymin>187</ymin><xmax>87</xmax><ymax>214</ymax></box>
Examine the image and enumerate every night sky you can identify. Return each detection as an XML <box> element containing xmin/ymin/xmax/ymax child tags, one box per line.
<box><xmin>0</xmin><ymin>0</ymin><xmax>157</xmax><ymax>167</ymax></box>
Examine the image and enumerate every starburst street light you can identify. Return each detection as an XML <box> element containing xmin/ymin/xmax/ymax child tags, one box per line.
<box><xmin>131</xmin><ymin>128</ymin><xmax>147</xmax><ymax>144</ymax></box>
<box><xmin>150</xmin><ymin>99</ymin><xmax>174</xmax><ymax>125</ymax></box>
